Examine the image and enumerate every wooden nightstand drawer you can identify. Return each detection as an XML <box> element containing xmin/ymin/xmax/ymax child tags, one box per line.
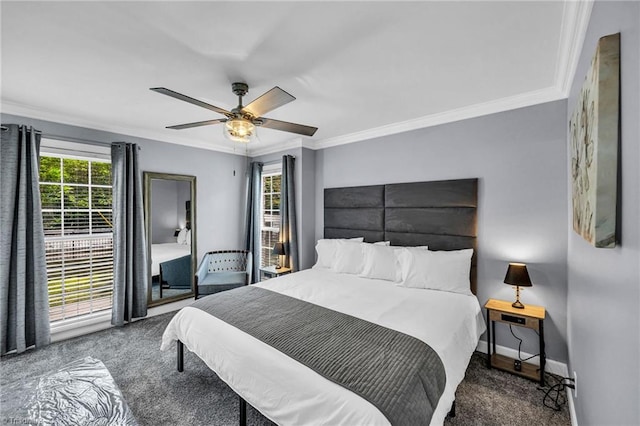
<box><xmin>489</xmin><ymin>310</ymin><xmax>540</xmax><ymax>331</ymax></box>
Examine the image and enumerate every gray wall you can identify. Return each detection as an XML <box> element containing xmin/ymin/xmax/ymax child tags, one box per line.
<box><xmin>150</xmin><ymin>179</ymin><xmax>191</xmax><ymax>244</ymax></box>
<box><xmin>566</xmin><ymin>2</ymin><xmax>640</xmax><ymax>424</ymax></box>
<box><xmin>1</xmin><ymin>113</ymin><xmax>248</xmax><ymax>263</ymax></box>
<box><xmin>151</xmin><ymin>179</ymin><xmax>179</xmax><ymax>244</ymax></box>
<box><xmin>139</xmin><ymin>142</ymin><xmax>246</xmax><ymax>261</ymax></box>
<box><xmin>315</xmin><ymin>101</ymin><xmax>569</xmax><ymax>363</ymax></box>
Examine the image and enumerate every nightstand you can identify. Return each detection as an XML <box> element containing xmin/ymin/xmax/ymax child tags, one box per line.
<box><xmin>485</xmin><ymin>298</ymin><xmax>546</xmax><ymax>385</ymax></box>
<box><xmin>260</xmin><ymin>265</ymin><xmax>292</xmax><ymax>281</ymax></box>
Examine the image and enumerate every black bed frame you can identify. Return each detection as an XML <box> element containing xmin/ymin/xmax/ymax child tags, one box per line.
<box><xmin>176</xmin><ymin>178</ymin><xmax>478</xmax><ymax>424</ymax></box>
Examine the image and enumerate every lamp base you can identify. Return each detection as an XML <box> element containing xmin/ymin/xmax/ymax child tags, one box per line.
<box><xmin>512</xmin><ymin>285</ymin><xmax>525</xmax><ymax>309</ymax></box>
<box><xmin>512</xmin><ymin>300</ymin><xmax>525</xmax><ymax>309</ymax></box>
<box><xmin>275</xmin><ymin>264</ymin><xmax>282</xmax><ymax>270</ymax></box>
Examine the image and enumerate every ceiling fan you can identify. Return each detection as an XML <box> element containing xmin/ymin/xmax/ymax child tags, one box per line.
<box><xmin>150</xmin><ymin>83</ymin><xmax>318</xmax><ymax>143</ymax></box>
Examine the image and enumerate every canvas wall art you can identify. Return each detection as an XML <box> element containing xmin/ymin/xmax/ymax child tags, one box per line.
<box><xmin>569</xmin><ymin>32</ymin><xmax>620</xmax><ymax>248</ymax></box>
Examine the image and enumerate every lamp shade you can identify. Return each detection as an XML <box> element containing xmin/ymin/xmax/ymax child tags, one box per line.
<box><xmin>504</xmin><ymin>263</ymin><xmax>532</xmax><ymax>287</ymax></box>
<box><xmin>223</xmin><ymin>117</ymin><xmax>257</xmax><ymax>143</ymax></box>
<box><xmin>272</xmin><ymin>242</ymin><xmax>285</xmax><ymax>256</ymax></box>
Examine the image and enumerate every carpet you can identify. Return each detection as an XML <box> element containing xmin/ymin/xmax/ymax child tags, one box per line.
<box><xmin>0</xmin><ymin>312</ymin><xmax>570</xmax><ymax>426</ymax></box>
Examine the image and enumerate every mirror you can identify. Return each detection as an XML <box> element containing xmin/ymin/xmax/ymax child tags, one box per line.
<box><xmin>144</xmin><ymin>172</ymin><xmax>196</xmax><ymax>307</ymax></box>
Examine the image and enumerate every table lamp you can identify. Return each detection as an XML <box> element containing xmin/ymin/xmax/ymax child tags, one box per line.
<box><xmin>272</xmin><ymin>242</ymin><xmax>285</xmax><ymax>269</ymax></box>
<box><xmin>504</xmin><ymin>262</ymin><xmax>532</xmax><ymax>309</ymax></box>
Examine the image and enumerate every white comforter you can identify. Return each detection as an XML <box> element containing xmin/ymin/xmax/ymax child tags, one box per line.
<box><xmin>161</xmin><ymin>268</ymin><xmax>485</xmax><ymax>425</ymax></box>
<box><xmin>151</xmin><ymin>243</ymin><xmax>191</xmax><ymax>277</ymax></box>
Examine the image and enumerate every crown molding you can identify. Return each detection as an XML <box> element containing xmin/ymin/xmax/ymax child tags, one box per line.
<box><xmin>1</xmin><ymin>100</ymin><xmax>241</xmax><ymax>156</ymax></box>
<box><xmin>299</xmin><ymin>1</ymin><xmax>591</xmax><ymax>151</ymax></box>
<box><xmin>4</xmin><ymin>84</ymin><xmax>566</xmax><ymax>156</ymax></box>
<box><xmin>312</xmin><ymin>86</ymin><xmax>565</xmax><ymax>150</ymax></box>
<box><xmin>301</xmin><ymin>138</ymin><xmax>316</xmax><ymax>151</ymax></box>
<box><xmin>246</xmin><ymin>136</ymin><xmax>317</xmax><ymax>157</ymax></box>
<box><xmin>247</xmin><ymin>136</ymin><xmax>303</xmax><ymax>157</ymax></box>
<box><xmin>554</xmin><ymin>0</ymin><xmax>594</xmax><ymax>96</ymax></box>
<box><xmin>2</xmin><ymin>2</ymin><xmax>592</xmax><ymax>156</ymax></box>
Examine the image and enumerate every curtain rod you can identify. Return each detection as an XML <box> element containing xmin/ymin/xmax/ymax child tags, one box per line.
<box><xmin>0</xmin><ymin>127</ymin><xmax>112</xmax><ymax>148</ymax></box>
<box><xmin>1</xmin><ymin>124</ymin><xmax>42</xmax><ymax>134</ymax></box>
<box><xmin>0</xmin><ymin>126</ymin><xmax>125</xmax><ymax>154</ymax></box>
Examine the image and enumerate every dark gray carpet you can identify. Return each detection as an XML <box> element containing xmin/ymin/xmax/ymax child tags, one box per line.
<box><xmin>0</xmin><ymin>312</ymin><xmax>570</xmax><ymax>426</ymax></box>
<box><xmin>444</xmin><ymin>354</ymin><xmax>571</xmax><ymax>426</ymax></box>
<box><xmin>151</xmin><ymin>279</ymin><xmax>191</xmax><ymax>300</ymax></box>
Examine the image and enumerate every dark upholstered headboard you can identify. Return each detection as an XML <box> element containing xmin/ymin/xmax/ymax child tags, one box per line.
<box><xmin>324</xmin><ymin>178</ymin><xmax>478</xmax><ymax>294</ymax></box>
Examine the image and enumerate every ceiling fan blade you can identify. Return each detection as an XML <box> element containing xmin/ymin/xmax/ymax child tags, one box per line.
<box><xmin>243</xmin><ymin>86</ymin><xmax>295</xmax><ymax>117</ymax></box>
<box><xmin>150</xmin><ymin>87</ymin><xmax>231</xmax><ymax>116</ymax></box>
<box><xmin>166</xmin><ymin>119</ymin><xmax>226</xmax><ymax>130</ymax></box>
<box><xmin>260</xmin><ymin>117</ymin><xmax>318</xmax><ymax>137</ymax></box>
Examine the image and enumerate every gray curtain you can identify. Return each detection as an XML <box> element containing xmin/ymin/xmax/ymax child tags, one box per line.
<box><xmin>0</xmin><ymin>125</ymin><xmax>50</xmax><ymax>355</ymax></box>
<box><xmin>280</xmin><ymin>155</ymin><xmax>299</xmax><ymax>271</ymax></box>
<box><xmin>244</xmin><ymin>161</ymin><xmax>263</xmax><ymax>283</ymax></box>
<box><xmin>111</xmin><ymin>142</ymin><xmax>148</xmax><ymax>326</ymax></box>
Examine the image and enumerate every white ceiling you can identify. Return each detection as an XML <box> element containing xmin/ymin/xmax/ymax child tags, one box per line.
<box><xmin>1</xmin><ymin>1</ymin><xmax>591</xmax><ymax>156</ymax></box>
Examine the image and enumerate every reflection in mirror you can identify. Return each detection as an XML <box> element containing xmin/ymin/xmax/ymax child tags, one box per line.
<box><xmin>144</xmin><ymin>172</ymin><xmax>196</xmax><ymax>307</ymax></box>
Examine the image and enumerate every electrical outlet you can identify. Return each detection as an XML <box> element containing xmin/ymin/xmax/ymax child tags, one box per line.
<box><xmin>572</xmin><ymin>371</ymin><xmax>578</xmax><ymax>398</ymax></box>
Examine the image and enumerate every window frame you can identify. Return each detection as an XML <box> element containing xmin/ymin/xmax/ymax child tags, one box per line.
<box><xmin>260</xmin><ymin>163</ymin><xmax>282</xmax><ymax>268</ymax></box>
<box><xmin>39</xmin><ymin>139</ymin><xmax>114</xmax><ymax>324</ymax></box>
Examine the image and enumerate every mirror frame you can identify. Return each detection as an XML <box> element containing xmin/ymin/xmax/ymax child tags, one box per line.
<box><xmin>144</xmin><ymin>171</ymin><xmax>197</xmax><ymax>307</ymax></box>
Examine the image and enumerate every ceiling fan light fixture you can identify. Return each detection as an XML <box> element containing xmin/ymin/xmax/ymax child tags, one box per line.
<box><xmin>223</xmin><ymin>117</ymin><xmax>256</xmax><ymax>143</ymax></box>
<box><xmin>152</xmin><ymin>83</ymin><xmax>316</xmax><ymax>139</ymax></box>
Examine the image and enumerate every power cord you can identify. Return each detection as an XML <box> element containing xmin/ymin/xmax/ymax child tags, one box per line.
<box><xmin>507</xmin><ymin>326</ymin><xmax>573</xmax><ymax>411</ymax></box>
<box><xmin>509</xmin><ymin>325</ymin><xmax>539</xmax><ymax>362</ymax></box>
<box><xmin>539</xmin><ymin>374</ymin><xmax>574</xmax><ymax>411</ymax></box>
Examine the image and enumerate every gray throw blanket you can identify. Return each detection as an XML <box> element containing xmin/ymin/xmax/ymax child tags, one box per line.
<box><xmin>191</xmin><ymin>286</ymin><xmax>446</xmax><ymax>425</ymax></box>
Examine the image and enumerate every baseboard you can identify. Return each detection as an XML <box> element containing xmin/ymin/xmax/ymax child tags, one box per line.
<box><xmin>568</xmin><ymin>390</ymin><xmax>578</xmax><ymax>426</ymax></box>
<box><xmin>50</xmin><ymin>298</ymin><xmax>194</xmax><ymax>343</ymax></box>
<box><xmin>475</xmin><ymin>340</ymin><xmax>568</xmax><ymax>377</ymax></box>
<box><xmin>146</xmin><ymin>298</ymin><xmax>194</xmax><ymax>317</ymax></box>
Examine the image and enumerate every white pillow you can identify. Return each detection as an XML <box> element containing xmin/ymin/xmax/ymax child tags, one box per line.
<box><xmin>313</xmin><ymin>237</ymin><xmax>364</xmax><ymax>269</ymax></box>
<box><xmin>176</xmin><ymin>228</ymin><xmax>187</xmax><ymax>245</ymax></box>
<box><xmin>373</xmin><ymin>241</ymin><xmax>391</xmax><ymax>246</ymax></box>
<box><xmin>397</xmin><ymin>248</ymin><xmax>473</xmax><ymax>295</ymax></box>
<box><xmin>359</xmin><ymin>244</ymin><xmax>401</xmax><ymax>282</ymax></box>
<box><xmin>185</xmin><ymin>229</ymin><xmax>191</xmax><ymax>246</ymax></box>
<box><xmin>332</xmin><ymin>240</ymin><xmax>368</xmax><ymax>274</ymax></box>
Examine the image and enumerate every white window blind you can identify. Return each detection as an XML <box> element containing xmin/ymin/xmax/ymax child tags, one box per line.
<box><xmin>39</xmin><ymin>153</ymin><xmax>113</xmax><ymax>322</ymax></box>
<box><xmin>260</xmin><ymin>168</ymin><xmax>281</xmax><ymax>268</ymax></box>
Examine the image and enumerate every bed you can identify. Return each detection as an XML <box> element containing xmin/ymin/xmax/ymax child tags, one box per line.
<box><xmin>151</xmin><ymin>243</ymin><xmax>191</xmax><ymax>291</ymax></box>
<box><xmin>161</xmin><ymin>178</ymin><xmax>484</xmax><ymax>425</ymax></box>
<box><xmin>151</xmin><ymin>243</ymin><xmax>191</xmax><ymax>277</ymax></box>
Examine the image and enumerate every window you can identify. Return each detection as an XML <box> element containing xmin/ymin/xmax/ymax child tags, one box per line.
<box><xmin>39</xmin><ymin>153</ymin><xmax>113</xmax><ymax>322</ymax></box>
<box><xmin>260</xmin><ymin>168</ymin><xmax>281</xmax><ymax>267</ymax></box>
